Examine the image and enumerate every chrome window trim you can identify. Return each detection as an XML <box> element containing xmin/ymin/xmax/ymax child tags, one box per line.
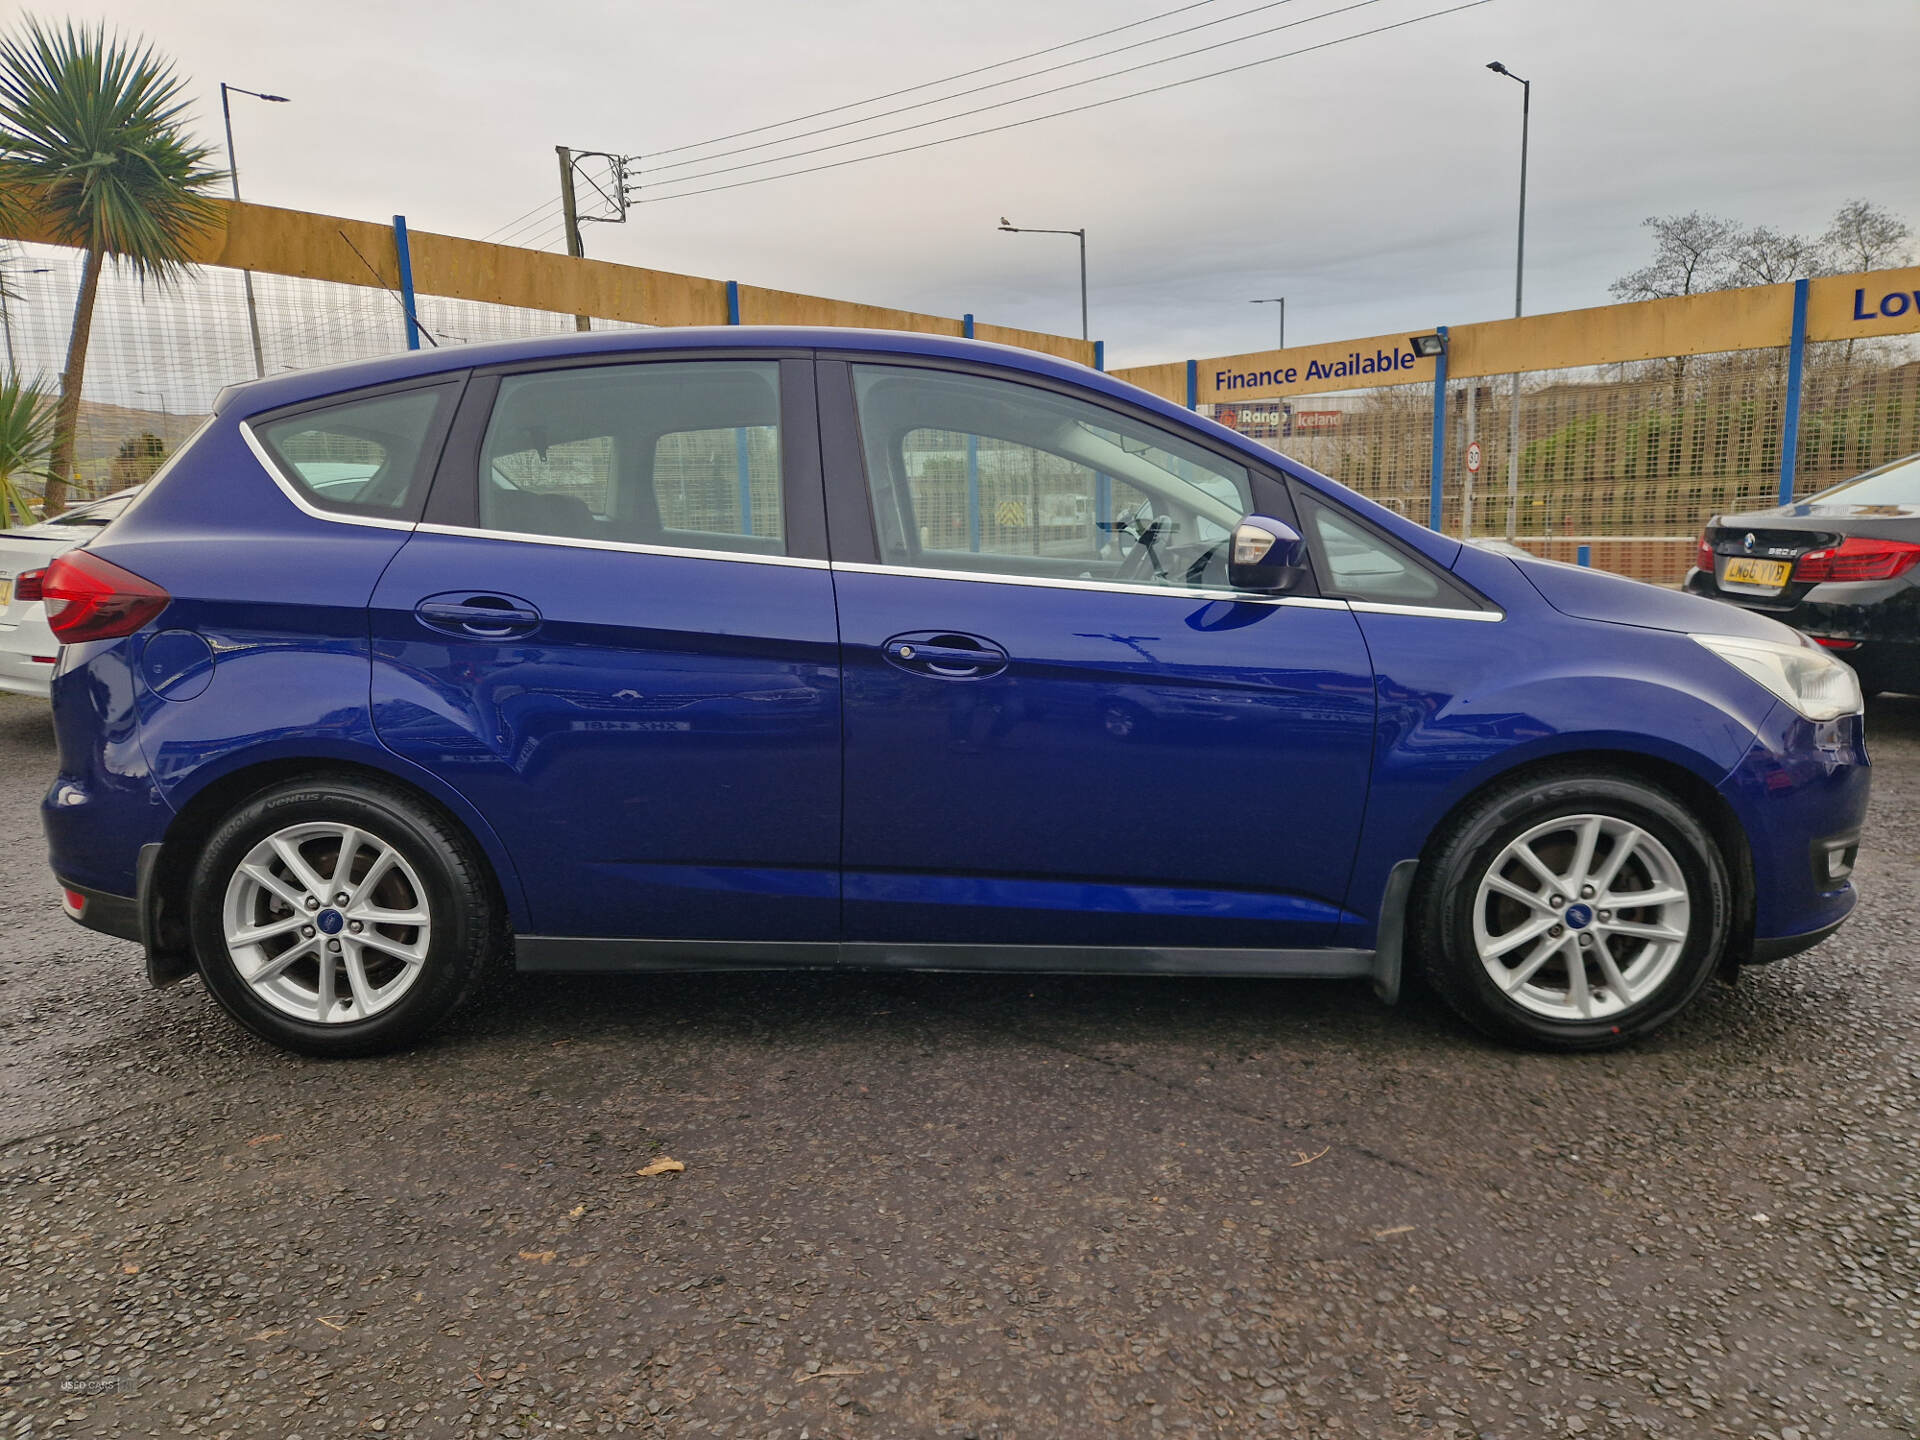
<box><xmin>239</xmin><ymin>421</ymin><xmax>417</xmax><ymax>532</ymax></box>
<box><xmin>413</xmin><ymin>521</ymin><xmax>829</xmax><ymax>570</ymax></box>
<box><xmin>1348</xmin><ymin>599</ymin><xmax>1504</xmax><ymax>622</ymax></box>
<box><xmin>827</xmin><ymin>559</ymin><xmax>1352</xmax><ymax>610</ymax></box>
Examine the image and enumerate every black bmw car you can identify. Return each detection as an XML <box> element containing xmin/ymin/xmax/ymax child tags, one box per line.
<box><xmin>1688</xmin><ymin>450</ymin><xmax>1920</xmax><ymax>697</ymax></box>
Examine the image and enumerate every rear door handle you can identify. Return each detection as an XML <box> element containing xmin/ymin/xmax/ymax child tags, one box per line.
<box><xmin>415</xmin><ymin>592</ymin><xmax>543</xmax><ymax>639</ymax></box>
<box><xmin>881</xmin><ymin>631</ymin><xmax>1009</xmax><ymax>679</ymax></box>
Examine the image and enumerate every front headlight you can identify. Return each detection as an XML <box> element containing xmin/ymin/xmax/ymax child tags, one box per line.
<box><xmin>1692</xmin><ymin>632</ymin><xmax>1863</xmax><ymax>721</ymax></box>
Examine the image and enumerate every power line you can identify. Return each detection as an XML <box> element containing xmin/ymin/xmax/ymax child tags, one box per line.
<box><xmin>491</xmin><ymin>205</ymin><xmax>564</xmax><ymax>247</ymax></box>
<box><xmin>646</xmin><ymin>0</ymin><xmax>1230</xmax><ymax>161</ymax></box>
<box><xmin>639</xmin><ymin>0</ymin><xmax>1306</xmax><ymax>178</ymax></box>
<box><xmin>480</xmin><ymin>196</ymin><xmax>560</xmax><ymax>242</ymax></box>
<box><xmin>639</xmin><ymin>2</ymin><xmax>1490</xmax><ymax>206</ymax></box>
<box><xmin>644</xmin><ymin>0</ymin><xmax>1385</xmax><ymax>192</ymax></box>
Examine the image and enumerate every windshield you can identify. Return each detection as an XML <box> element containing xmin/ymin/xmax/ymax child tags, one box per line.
<box><xmin>1805</xmin><ymin>451</ymin><xmax>1920</xmax><ymax>508</ymax></box>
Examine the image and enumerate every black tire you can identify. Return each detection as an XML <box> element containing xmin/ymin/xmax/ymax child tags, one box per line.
<box><xmin>1412</xmin><ymin>769</ymin><xmax>1732</xmax><ymax>1051</ymax></box>
<box><xmin>188</xmin><ymin>774</ymin><xmax>502</xmax><ymax>1057</ymax></box>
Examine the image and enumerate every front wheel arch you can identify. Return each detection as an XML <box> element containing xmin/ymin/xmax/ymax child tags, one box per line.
<box><xmin>1414</xmin><ymin>750</ymin><xmax>1755</xmax><ymax>973</ymax></box>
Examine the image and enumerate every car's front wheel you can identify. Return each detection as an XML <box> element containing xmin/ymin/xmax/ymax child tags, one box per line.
<box><xmin>188</xmin><ymin>775</ymin><xmax>500</xmax><ymax>1056</ymax></box>
<box><xmin>1414</xmin><ymin>770</ymin><xmax>1732</xmax><ymax>1050</ymax></box>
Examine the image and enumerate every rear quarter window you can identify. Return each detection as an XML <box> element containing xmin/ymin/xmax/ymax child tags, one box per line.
<box><xmin>253</xmin><ymin>382</ymin><xmax>460</xmax><ymax>519</ymax></box>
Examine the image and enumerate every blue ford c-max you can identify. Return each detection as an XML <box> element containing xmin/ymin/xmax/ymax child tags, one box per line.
<box><xmin>41</xmin><ymin>328</ymin><xmax>1869</xmax><ymax>1055</ymax></box>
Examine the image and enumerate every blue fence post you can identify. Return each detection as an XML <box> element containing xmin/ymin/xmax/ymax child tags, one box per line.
<box><xmin>1093</xmin><ymin>340</ymin><xmax>1105</xmax><ymax>372</ymax></box>
<box><xmin>391</xmin><ymin>215</ymin><xmax>420</xmax><ymax>351</ymax></box>
<box><xmin>1185</xmin><ymin>359</ymin><xmax>1198</xmax><ymax>411</ymax></box>
<box><xmin>966</xmin><ymin>434</ymin><xmax>982</xmax><ymax>553</ymax></box>
<box><xmin>1576</xmin><ymin>544</ymin><xmax>1591</xmax><ymax>567</ymax></box>
<box><xmin>1779</xmin><ymin>277</ymin><xmax>1810</xmax><ymax>505</ymax></box>
<box><xmin>1428</xmin><ymin>326</ymin><xmax>1450</xmax><ymax>531</ymax></box>
<box><xmin>957</xmin><ymin>317</ymin><xmax>981</xmax><ymax>547</ymax></box>
<box><xmin>724</xmin><ymin>281</ymin><xmax>749</xmax><ymax>527</ymax></box>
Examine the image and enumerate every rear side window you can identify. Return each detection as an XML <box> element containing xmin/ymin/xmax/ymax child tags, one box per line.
<box><xmin>255</xmin><ymin>384</ymin><xmax>458</xmax><ymax>518</ymax></box>
<box><xmin>476</xmin><ymin>361</ymin><xmax>784</xmax><ymax>554</ymax></box>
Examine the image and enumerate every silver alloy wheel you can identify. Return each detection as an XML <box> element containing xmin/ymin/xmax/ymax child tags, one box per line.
<box><xmin>1471</xmin><ymin>813</ymin><xmax>1692</xmax><ymax>1021</ymax></box>
<box><xmin>220</xmin><ymin>821</ymin><xmax>433</xmax><ymax>1024</ymax></box>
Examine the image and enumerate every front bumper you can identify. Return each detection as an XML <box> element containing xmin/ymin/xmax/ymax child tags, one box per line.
<box><xmin>1750</xmin><ymin>915</ymin><xmax>1850</xmax><ymax>964</ymax></box>
<box><xmin>1716</xmin><ymin>702</ymin><xmax>1870</xmax><ymax>951</ymax></box>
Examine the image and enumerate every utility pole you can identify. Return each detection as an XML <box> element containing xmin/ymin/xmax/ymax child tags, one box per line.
<box><xmin>557</xmin><ymin>144</ymin><xmax>590</xmax><ymax>332</ymax></box>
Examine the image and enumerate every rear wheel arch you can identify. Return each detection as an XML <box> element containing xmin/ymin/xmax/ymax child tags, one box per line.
<box><xmin>150</xmin><ymin>758</ymin><xmax>524</xmax><ymax>968</ymax></box>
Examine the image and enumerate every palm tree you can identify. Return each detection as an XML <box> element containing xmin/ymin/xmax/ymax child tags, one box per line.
<box><xmin>0</xmin><ymin>18</ymin><xmax>220</xmax><ymax>514</ymax></box>
<box><xmin>0</xmin><ymin>371</ymin><xmax>51</xmax><ymax>527</ymax></box>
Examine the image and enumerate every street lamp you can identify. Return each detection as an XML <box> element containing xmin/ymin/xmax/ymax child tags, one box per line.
<box><xmin>133</xmin><ymin>387</ymin><xmax>171</xmax><ymax>445</ymax></box>
<box><xmin>1487</xmin><ymin>60</ymin><xmax>1530</xmax><ymax>541</ymax></box>
<box><xmin>221</xmin><ymin>82</ymin><xmax>290</xmax><ymax>380</ymax></box>
<box><xmin>999</xmin><ymin>217</ymin><xmax>1088</xmax><ymax>341</ymax></box>
<box><xmin>1250</xmin><ymin>296</ymin><xmax>1286</xmax><ymax>349</ymax></box>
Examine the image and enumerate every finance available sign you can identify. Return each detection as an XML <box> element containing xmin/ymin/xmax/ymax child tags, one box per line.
<box><xmin>1198</xmin><ymin>330</ymin><xmax>1438</xmax><ymax>404</ymax></box>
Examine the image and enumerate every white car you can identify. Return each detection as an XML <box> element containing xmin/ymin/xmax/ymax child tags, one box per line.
<box><xmin>0</xmin><ymin>488</ymin><xmax>141</xmax><ymax>698</ymax></box>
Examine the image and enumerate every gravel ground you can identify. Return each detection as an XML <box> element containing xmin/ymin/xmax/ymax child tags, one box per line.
<box><xmin>1</xmin><ymin>689</ymin><xmax>1916</xmax><ymax>1439</ymax></box>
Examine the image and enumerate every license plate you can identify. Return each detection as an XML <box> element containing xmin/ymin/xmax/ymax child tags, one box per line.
<box><xmin>0</xmin><ymin>577</ymin><xmax>10</xmax><ymax>607</ymax></box>
<box><xmin>1722</xmin><ymin>557</ymin><xmax>1791</xmax><ymax>588</ymax></box>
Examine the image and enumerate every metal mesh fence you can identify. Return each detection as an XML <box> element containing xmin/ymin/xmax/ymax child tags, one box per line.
<box><xmin>0</xmin><ymin>240</ymin><xmax>644</xmax><ymax>505</ymax></box>
<box><xmin>5</xmin><ymin>235</ymin><xmax>1918</xmax><ymax>577</ymax></box>
<box><xmin>1210</xmin><ymin>338</ymin><xmax>1920</xmax><ymax>583</ymax></box>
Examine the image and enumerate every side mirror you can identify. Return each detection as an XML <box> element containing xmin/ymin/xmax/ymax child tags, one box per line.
<box><xmin>1228</xmin><ymin>515</ymin><xmax>1309</xmax><ymax>593</ymax></box>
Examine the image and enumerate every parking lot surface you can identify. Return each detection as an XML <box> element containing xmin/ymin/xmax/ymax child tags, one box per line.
<box><xmin>2</xmin><ymin>690</ymin><xmax>1917</xmax><ymax>1439</ymax></box>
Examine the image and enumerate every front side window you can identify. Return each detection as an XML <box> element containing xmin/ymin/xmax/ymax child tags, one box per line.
<box><xmin>850</xmin><ymin>365</ymin><xmax>1256</xmax><ymax>591</ymax></box>
<box><xmin>256</xmin><ymin>384</ymin><xmax>456</xmax><ymax>517</ymax></box>
<box><xmin>478</xmin><ymin>361</ymin><xmax>783</xmax><ymax>553</ymax></box>
<box><xmin>1300</xmin><ymin>498</ymin><xmax>1447</xmax><ymax>605</ymax></box>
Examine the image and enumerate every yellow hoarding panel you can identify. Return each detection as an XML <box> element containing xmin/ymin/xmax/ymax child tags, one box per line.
<box><xmin>1115</xmin><ymin>361</ymin><xmax>1188</xmax><ymax>404</ymax></box>
<box><xmin>972</xmin><ymin>323</ymin><xmax>1097</xmax><ymax>367</ymax></box>
<box><xmin>1121</xmin><ymin>268</ymin><xmax>1920</xmax><ymax>406</ymax></box>
<box><xmin>1807</xmin><ymin>266</ymin><xmax>1920</xmax><ymax>342</ymax></box>
<box><xmin>0</xmin><ymin>197</ymin><xmax>1089</xmax><ymax>360</ymax></box>
<box><xmin>1449</xmin><ymin>284</ymin><xmax>1796</xmax><ymax>377</ymax></box>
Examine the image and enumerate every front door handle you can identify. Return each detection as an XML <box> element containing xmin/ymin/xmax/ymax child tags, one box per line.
<box><xmin>415</xmin><ymin>592</ymin><xmax>543</xmax><ymax>639</ymax></box>
<box><xmin>881</xmin><ymin>631</ymin><xmax>1009</xmax><ymax>680</ymax></box>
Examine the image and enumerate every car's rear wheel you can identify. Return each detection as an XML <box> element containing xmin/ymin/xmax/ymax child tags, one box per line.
<box><xmin>189</xmin><ymin>775</ymin><xmax>500</xmax><ymax>1056</ymax></box>
<box><xmin>1414</xmin><ymin>770</ymin><xmax>1732</xmax><ymax>1050</ymax></box>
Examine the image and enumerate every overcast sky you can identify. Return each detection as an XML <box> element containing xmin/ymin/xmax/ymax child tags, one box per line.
<box><xmin>81</xmin><ymin>0</ymin><xmax>1920</xmax><ymax>367</ymax></box>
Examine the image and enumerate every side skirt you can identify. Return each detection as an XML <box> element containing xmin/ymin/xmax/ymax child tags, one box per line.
<box><xmin>514</xmin><ymin>935</ymin><xmax>1375</xmax><ymax>979</ymax></box>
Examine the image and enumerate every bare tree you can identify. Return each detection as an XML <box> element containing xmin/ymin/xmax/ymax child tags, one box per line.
<box><xmin>1729</xmin><ymin>225</ymin><xmax>1829</xmax><ymax>286</ymax></box>
<box><xmin>1611</xmin><ymin>213</ymin><xmax>1745</xmax><ymax>446</ymax></box>
<box><xmin>1609</xmin><ymin>212</ymin><xmax>1742</xmax><ymax>302</ymax></box>
<box><xmin>1822</xmin><ymin>199</ymin><xmax>1913</xmax><ymax>273</ymax></box>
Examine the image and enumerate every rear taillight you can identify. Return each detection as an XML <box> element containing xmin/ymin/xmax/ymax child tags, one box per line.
<box><xmin>14</xmin><ymin>567</ymin><xmax>44</xmax><ymax>602</ymax></box>
<box><xmin>1793</xmin><ymin>537</ymin><xmax>1920</xmax><ymax>584</ymax></box>
<box><xmin>41</xmin><ymin>550</ymin><xmax>170</xmax><ymax>643</ymax></box>
<box><xmin>1695</xmin><ymin>532</ymin><xmax>1714</xmax><ymax>572</ymax></box>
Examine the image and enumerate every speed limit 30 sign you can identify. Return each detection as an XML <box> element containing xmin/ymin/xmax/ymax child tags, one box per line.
<box><xmin>1465</xmin><ymin>439</ymin><xmax>1483</xmax><ymax>473</ymax></box>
